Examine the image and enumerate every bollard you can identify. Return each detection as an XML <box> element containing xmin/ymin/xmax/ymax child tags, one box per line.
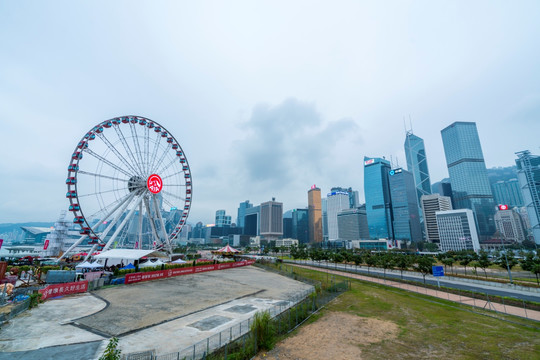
<box><xmin>522</xmin><ymin>299</ymin><xmax>528</xmax><ymax>319</ymax></box>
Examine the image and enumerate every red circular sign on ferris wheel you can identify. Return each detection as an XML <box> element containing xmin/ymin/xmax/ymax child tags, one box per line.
<box><xmin>147</xmin><ymin>174</ymin><xmax>163</xmax><ymax>194</ymax></box>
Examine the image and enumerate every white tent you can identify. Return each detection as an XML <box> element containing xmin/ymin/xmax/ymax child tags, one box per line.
<box><xmin>139</xmin><ymin>259</ymin><xmax>166</xmax><ymax>268</ymax></box>
<box><xmin>76</xmin><ymin>261</ymin><xmax>103</xmax><ymax>269</ymax></box>
<box><xmin>93</xmin><ymin>249</ymin><xmax>168</xmax><ymax>261</ymax></box>
<box><xmin>170</xmin><ymin>258</ymin><xmax>187</xmax><ymax>264</ymax></box>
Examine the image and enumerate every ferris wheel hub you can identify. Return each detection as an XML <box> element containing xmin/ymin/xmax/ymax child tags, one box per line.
<box><xmin>128</xmin><ymin>176</ymin><xmax>145</xmax><ymax>193</ymax></box>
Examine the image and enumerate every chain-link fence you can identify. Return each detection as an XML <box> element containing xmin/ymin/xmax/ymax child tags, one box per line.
<box><xmin>0</xmin><ymin>297</ymin><xmax>31</xmax><ymax>325</ymax></box>
<box><xmin>125</xmin><ymin>266</ymin><xmax>349</xmax><ymax>360</ymax></box>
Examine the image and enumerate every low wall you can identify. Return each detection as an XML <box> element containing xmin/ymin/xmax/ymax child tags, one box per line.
<box><xmin>125</xmin><ymin>260</ymin><xmax>256</xmax><ymax>285</ymax></box>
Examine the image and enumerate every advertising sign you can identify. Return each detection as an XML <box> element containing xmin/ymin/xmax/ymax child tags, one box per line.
<box><xmin>39</xmin><ymin>281</ymin><xmax>88</xmax><ymax>300</ymax></box>
<box><xmin>0</xmin><ymin>239</ymin><xmax>3</xmax><ymax>250</ymax></box>
<box><xmin>43</xmin><ymin>239</ymin><xmax>50</xmax><ymax>250</ymax></box>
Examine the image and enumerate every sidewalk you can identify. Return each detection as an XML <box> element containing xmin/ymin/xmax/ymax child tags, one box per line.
<box><xmin>293</xmin><ymin>264</ymin><xmax>540</xmax><ymax>322</ymax></box>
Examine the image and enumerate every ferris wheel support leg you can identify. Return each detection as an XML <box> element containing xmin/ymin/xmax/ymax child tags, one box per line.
<box><xmin>57</xmin><ymin>235</ymin><xmax>88</xmax><ymax>262</ymax></box>
<box><xmin>102</xmin><ymin>193</ymin><xmax>144</xmax><ymax>252</ymax></box>
<box><xmin>144</xmin><ymin>195</ymin><xmax>163</xmax><ymax>249</ymax></box>
<box><xmin>138</xmin><ymin>201</ymin><xmax>143</xmax><ymax>249</ymax></box>
<box><xmin>83</xmin><ymin>244</ymin><xmax>99</xmax><ymax>262</ymax></box>
<box><xmin>99</xmin><ymin>192</ymin><xmax>138</xmax><ymax>242</ymax></box>
<box><xmin>153</xmin><ymin>194</ymin><xmax>172</xmax><ymax>254</ymax></box>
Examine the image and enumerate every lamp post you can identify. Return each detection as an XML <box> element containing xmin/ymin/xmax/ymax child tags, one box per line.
<box><xmin>496</xmin><ymin>218</ymin><xmax>513</xmax><ymax>284</ymax></box>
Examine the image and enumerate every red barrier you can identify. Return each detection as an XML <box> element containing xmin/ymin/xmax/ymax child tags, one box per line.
<box><xmin>39</xmin><ymin>281</ymin><xmax>88</xmax><ymax>300</ymax></box>
<box><xmin>125</xmin><ymin>260</ymin><xmax>256</xmax><ymax>285</ymax></box>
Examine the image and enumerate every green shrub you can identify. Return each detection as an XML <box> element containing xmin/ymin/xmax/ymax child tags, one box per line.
<box><xmin>99</xmin><ymin>337</ymin><xmax>121</xmax><ymax>360</ymax></box>
<box><xmin>29</xmin><ymin>292</ymin><xmax>43</xmax><ymax>309</ymax></box>
<box><xmin>250</xmin><ymin>311</ymin><xmax>275</xmax><ymax>351</ymax></box>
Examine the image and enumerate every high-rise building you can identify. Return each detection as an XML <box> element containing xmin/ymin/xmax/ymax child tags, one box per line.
<box><xmin>283</xmin><ymin>210</ymin><xmax>293</xmax><ymax>238</ymax></box>
<box><xmin>364</xmin><ymin>156</ymin><xmax>393</xmax><ymax>239</ymax></box>
<box><xmin>436</xmin><ymin>209</ymin><xmax>480</xmax><ymax>252</ymax></box>
<box><xmin>237</xmin><ymin>200</ymin><xmax>253</xmax><ymax>229</ymax></box>
<box><xmin>292</xmin><ymin>208</ymin><xmax>309</xmax><ymax>244</ymax></box>
<box><xmin>326</xmin><ymin>190</ymin><xmax>350</xmax><ymax>240</ymax></box>
<box><xmin>515</xmin><ymin>150</ymin><xmax>540</xmax><ymax>244</ymax></box>
<box><xmin>388</xmin><ymin>168</ymin><xmax>422</xmax><ymax>243</ymax></box>
<box><xmin>494</xmin><ymin>205</ymin><xmax>526</xmax><ymax>243</ymax></box>
<box><xmin>337</xmin><ymin>208</ymin><xmax>369</xmax><ymax>240</ymax></box>
<box><xmin>308</xmin><ymin>186</ymin><xmax>323</xmax><ymax>244</ymax></box>
<box><xmin>492</xmin><ymin>179</ymin><xmax>524</xmax><ymax>208</ymax></box>
<box><xmin>404</xmin><ymin>131</ymin><xmax>432</xmax><ymax>207</ymax></box>
<box><xmin>441</xmin><ymin>122</ymin><xmax>495</xmax><ymax>237</ymax></box>
<box><xmin>260</xmin><ymin>198</ymin><xmax>283</xmax><ymax>240</ymax></box>
<box><xmin>322</xmin><ymin>198</ymin><xmax>328</xmax><ymax>241</ymax></box>
<box><xmin>330</xmin><ymin>186</ymin><xmax>359</xmax><ymax>209</ymax></box>
<box><xmin>215</xmin><ymin>210</ymin><xmax>231</xmax><ymax>227</ymax></box>
<box><xmin>421</xmin><ymin>194</ymin><xmax>453</xmax><ymax>244</ymax></box>
<box><xmin>244</xmin><ymin>206</ymin><xmax>260</xmax><ymax>236</ymax></box>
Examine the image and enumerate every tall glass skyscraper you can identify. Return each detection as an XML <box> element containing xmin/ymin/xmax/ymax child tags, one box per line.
<box><xmin>364</xmin><ymin>156</ymin><xmax>393</xmax><ymax>239</ymax></box>
<box><xmin>441</xmin><ymin>122</ymin><xmax>495</xmax><ymax>237</ymax></box>
<box><xmin>515</xmin><ymin>150</ymin><xmax>540</xmax><ymax>244</ymax></box>
<box><xmin>237</xmin><ymin>200</ymin><xmax>252</xmax><ymax>229</ymax></box>
<box><xmin>492</xmin><ymin>179</ymin><xmax>524</xmax><ymax>208</ymax></box>
<box><xmin>388</xmin><ymin>168</ymin><xmax>422</xmax><ymax>242</ymax></box>
<box><xmin>404</xmin><ymin>131</ymin><xmax>431</xmax><ymax>207</ymax></box>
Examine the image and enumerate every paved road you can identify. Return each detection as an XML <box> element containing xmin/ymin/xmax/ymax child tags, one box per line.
<box><xmin>289</xmin><ymin>260</ymin><xmax>540</xmax><ymax>303</ymax></box>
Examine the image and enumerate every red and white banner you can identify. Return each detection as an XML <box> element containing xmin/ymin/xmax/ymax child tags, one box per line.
<box><xmin>39</xmin><ymin>281</ymin><xmax>88</xmax><ymax>300</ymax></box>
<box><xmin>125</xmin><ymin>260</ymin><xmax>255</xmax><ymax>285</ymax></box>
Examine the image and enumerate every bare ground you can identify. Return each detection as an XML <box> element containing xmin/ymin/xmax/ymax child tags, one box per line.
<box><xmin>255</xmin><ymin>312</ymin><xmax>399</xmax><ymax>360</ymax></box>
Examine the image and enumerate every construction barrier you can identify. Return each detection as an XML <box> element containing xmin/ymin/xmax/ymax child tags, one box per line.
<box><xmin>125</xmin><ymin>260</ymin><xmax>255</xmax><ymax>285</ymax></box>
<box><xmin>38</xmin><ymin>281</ymin><xmax>89</xmax><ymax>300</ymax></box>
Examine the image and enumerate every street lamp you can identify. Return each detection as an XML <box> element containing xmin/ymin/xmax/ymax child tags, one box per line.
<box><xmin>496</xmin><ymin>218</ymin><xmax>513</xmax><ymax>284</ymax></box>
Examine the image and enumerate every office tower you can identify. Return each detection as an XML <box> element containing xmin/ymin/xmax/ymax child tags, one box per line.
<box><xmin>322</xmin><ymin>198</ymin><xmax>328</xmax><ymax>241</ymax></box>
<box><xmin>436</xmin><ymin>209</ymin><xmax>480</xmax><ymax>252</ymax></box>
<box><xmin>494</xmin><ymin>205</ymin><xmax>526</xmax><ymax>243</ymax></box>
<box><xmin>308</xmin><ymin>186</ymin><xmax>323</xmax><ymax>244</ymax></box>
<box><xmin>244</xmin><ymin>206</ymin><xmax>260</xmax><ymax>236</ymax></box>
<box><xmin>441</xmin><ymin>122</ymin><xmax>495</xmax><ymax>237</ymax></box>
<box><xmin>237</xmin><ymin>200</ymin><xmax>253</xmax><ymax>229</ymax></box>
<box><xmin>260</xmin><ymin>198</ymin><xmax>283</xmax><ymax>240</ymax></box>
<box><xmin>404</xmin><ymin>131</ymin><xmax>432</xmax><ymax>207</ymax></box>
<box><xmin>388</xmin><ymin>168</ymin><xmax>422</xmax><ymax>242</ymax></box>
<box><xmin>292</xmin><ymin>208</ymin><xmax>309</xmax><ymax>244</ymax></box>
<box><xmin>337</xmin><ymin>208</ymin><xmax>369</xmax><ymax>240</ymax></box>
<box><xmin>492</xmin><ymin>179</ymin><xmax>524</xmax><ymax>208</ymax></box>
<box><xmin>364</xmin><ymin>156</ymin><xmax>393</xmax><ymax>239</ymax></box>
<box><xmin>421</xmin><ymin>194</ymin><xmax>452</xmax><ymax>244</ymax></box>
<box><xmin>326</xmin><ymin>190</ymin><xmax>350</xmax><ymax>240</ymax></box>
<box><xmin>283</xmin><ymin>210</ymin><xmax>293</xmax><ymax>238</ymax></box>
<box><xmin>516</xmin><ymin>150</ymin><xmax>540</xmax><ymax>244</ymax></box>
<box><xmin>330</xmin><ymin>186</ymin><xmax>359</xmax><ymax>209</ymax></box>
<box><xmin>215</xmin><ymin>210</ymin><xmax>231</xmax><ymax>227</ymax></box>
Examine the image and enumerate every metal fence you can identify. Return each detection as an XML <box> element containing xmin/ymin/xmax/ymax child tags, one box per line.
<box><xmin>125</xmin><ymin>267</ymin><xmax>349</xmax><ymax>360</ymax></box>
<box><xmin>0</xmin><ymin>298</ymin><xmax>31</xmax><ymax>325</ymax></box>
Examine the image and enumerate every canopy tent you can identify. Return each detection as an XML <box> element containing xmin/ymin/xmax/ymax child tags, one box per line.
<box><xmin>213</xmin><ymin>245</ymin><xmax>240</xmax><ymax>254</ymax></box>
<box><xmin>139</xmin><ymin>259</ymin><xmax>166</xmax><ymax>268</ymax></box>
<box><xmin>94</xmin><ymin>249</ymin><xmax>168</xmax><ymax>261</ymax></box>
<box><xmin>75</xmin><ymin>261</ymin><xmax>103</xmax><ymax>269</ymax></box>
<box><xmin>120</xmin><ymin>263</ymin><xmax>136</xmax><ymax>270</ymax></box>
<box><xmin>170</xmin><ymin>258</ymin><xmax>187</xmax><ymax>264</ymax></box>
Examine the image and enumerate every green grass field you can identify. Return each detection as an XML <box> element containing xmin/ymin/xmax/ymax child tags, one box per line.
<box><xmin>286</xmin><ymin>265</ymin><xmax>540</xmax><ymax>360</ymax></box>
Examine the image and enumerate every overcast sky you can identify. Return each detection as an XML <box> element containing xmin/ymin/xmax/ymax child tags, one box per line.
<box><xmin>1</xmin><ymin>1</ymin><xmax>539</xmax><ymax>224</ymax></box>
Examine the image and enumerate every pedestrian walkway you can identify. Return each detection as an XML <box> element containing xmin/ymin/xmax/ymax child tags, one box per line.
<box><xmin>293</xmin><ymin>264</ymin><xmax>540</xmax><ymax>322</ymax></box>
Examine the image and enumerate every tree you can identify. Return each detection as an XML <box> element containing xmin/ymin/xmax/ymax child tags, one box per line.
<box><xmin>99</xmin><ymin>337</ymin><xmax>121</xmax><ymax>360</ymax></box>
<box><xmin>424</xmin><ymin>242</ymin><xmax>439</xmax><ymax>252</ymax></box>
<box><xmin>477</xmin><ymin>250</ymin><xmax>491</xmax><ymax>279</ymax></box>
<box><xmin>395</xmin><ymin>253</ymin><xmax>411</xmax><ymax>279</ymax></box>
<box><xmin>378</xmin><ymin>252</ymin><xmax>394</xmax><ymax>278</ymax></box>
<box><xmin>415</xmin><ymin>255</ymin><xmax>435</xmax><ymax>284</ymax></box>
<box><xmin>290</xmin><ymin>244</ymin><xmax>299</xmax><ymax>259</ymax></box>
<box><xmin>521</xmin><ymin>251</ymin><xmax>540</xmax><ymax>286</ymax></box>
<box><xmin>365</xmin><ymin>253</ymin><xmax>377</xmax><ymax>274</ymax></box>
<box><xmin>441</xmin><ymin>256</ymin><xmax>455</xmax><ymax>275</ymax></box>
<box><xmin>458</xmin><ymin>253</ymin><xmax>473</xmax><ymax>276</ymax></box>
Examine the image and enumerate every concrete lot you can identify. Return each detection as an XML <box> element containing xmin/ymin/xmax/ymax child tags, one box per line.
<box><xmin>0</xmin><ymin>266</ymin><xmax>313</xmax><ymax>360</ymax></box>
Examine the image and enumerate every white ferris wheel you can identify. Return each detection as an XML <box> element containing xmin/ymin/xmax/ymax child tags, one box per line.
<box><xmin>61</xmin><ymin>116</ymin><xmax>192</xmax><ymax>259</ymax></box>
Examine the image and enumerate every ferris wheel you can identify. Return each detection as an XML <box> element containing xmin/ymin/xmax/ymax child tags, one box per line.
<box><xmin>60</xmin><ymin>116</ymin><xmax>192</xmax><ymax>259</ymax></box>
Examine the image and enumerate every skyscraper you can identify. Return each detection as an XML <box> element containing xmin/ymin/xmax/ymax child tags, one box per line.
<box><xmin>337</xmin><ymin>208</ymin><xmax>369</xmax><ymax>240</ymax></box>
<box><xmin>515</xmin><ymin>150</ymin><xmax>540</xmax><ymax>244</ymax></box>
<box><xmin>237</xmin><ymin>200</ymin><xmax>253</xmax><ymax>229</ymax></box>
<box><xmin>492</xmin><ymin>179</ymin><xmax>524</xmax><ymax>208</ymax></box>
<box><xmin>292</xmin><ymin>208</ymin><xmax>309</xmax><ymax>244</ymax></box>
<box><xmin>283</xmin><ymin>210</ymin><xmax>293</xmax><ymax>238</ymax></box>
<box><xmin>215</xmin><ymin>210</ymin><xmax>231</xmax><ymax>227</ymax></box>
<box><xmin>308</xmin><ymin>186</ymin><xmax>323</xmax><ymax>244</ymax></box>
<box><xmin>441</xmin><ymin>122</ymin><xmax>495</xmax><ymax>237</ymax></box>
<box><xmin>260</xmin><ymin>198</ymin><xmax>283</xmax><ymax>240</ymax></box>
<box><xmin>364</xmin><ymin>156</ymin><xmax>393</xmax><ymax>239</ymax></box>
<box><xmin>494</xmin><ymin>205</ymin><xmax>526</xmax><ymax>243</ymax></box>
<box><xmin>404</xmin><ymin>131</ymin><xmax>431</xmax><ymax>207</ymax></box>
<box><xmin>326</xmin><ymin>190</ymin><xmax>350</xmax><ymax>240</ymax></box>
<box><xmin>421</xmin><ymin>194</ymin><xmax>452</xmax><ymax>244</ymax></box>
<box><xmin>436</xmin><ymin>209</ymin><xmax>480</xmax><ymax>252</ymax></box>
<box><xmin>388</xmin><ymin>168</ymin><xmax>422</xmax><ymax>243</ymax></box>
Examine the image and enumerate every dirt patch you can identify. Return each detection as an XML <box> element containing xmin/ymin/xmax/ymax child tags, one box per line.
<box><xmin>255</xmin><ymin>312</ymin><xmax>399</xmax><ymax>360</ymax></box>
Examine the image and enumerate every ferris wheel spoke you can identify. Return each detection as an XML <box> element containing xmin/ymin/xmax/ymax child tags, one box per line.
<box><xmin>78</xmin><ymin>188</ymin><xmax>123</xmax><ymax>198</ymax></box>
<box><xmin>129</xmin><ymin>122</ymin><xmax>147</xmax><ymax>176</ymax></box>
<box><xmin>156</xmin><ymin>157</ymin><xmax>178</xmax><ymax>177</ymax></box>
<box><xmin>150</xmin><ymin>147</ymin><xmax>170</xmax><ymax>175</ymax></box>
<box><xmin>97</xmin><ymin>132</ymin><xmax>141</xmax><ymax>176</ymax></box>
<box><xmin>161</xmin><ymin>189</ymin><xmax>186</xmax><ymax>202</ymax></box>
<box><xmin>144</xmin><ymin>125</ymin><xmax>150</xmax><ymax>175</ymax></box>
<box><xmin>98</xmin><ymin>191</ymin><xmax>138</xmax><ymax>244</ymax></box>
<box><xmin>162</xmin><ymin>184</ymin><xmax>187</xmax><ymax>187</ymax></box>
<box><xmin>86</xmin><ymin>191</ymin><xmax>133</xmax><ymax>219</ymax></box>
<box><xmin>84</xmin><ymin>148</ymin><xmax>134</xmax><ymax>178</ymax></box>
<box><xmin>148</xmin><ymin>132</ymin><xmax>162</xmax><ymax>175</ymax></box>
<box><xmin>161</xmin><ymin>197</ymin><xmax>178</xmax><ymax>212</ymax></box>
<box><xmin>78</xmin><ymin>170</ymin><xmax>130</xmax><ymax>183</ymax></box>
<box><xmin>114</xmin><ymin>125</ymin><xmax>145</xmax><ymax>176</ymax></box>
<box><xmin>102</xmin><ymin>192</ymin><xmax>145</xmax><ymax>251</ymax></box>
<box><xmin>161</xmin><ymin>171</ymin><xmax>183</xmax><ymax>181</ymax></box>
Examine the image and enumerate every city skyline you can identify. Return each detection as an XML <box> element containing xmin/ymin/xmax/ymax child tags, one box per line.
<box><xmin>1</xmin><ymin>2</ymin><xmax>540</xmax><ymax>224</ymax></box>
